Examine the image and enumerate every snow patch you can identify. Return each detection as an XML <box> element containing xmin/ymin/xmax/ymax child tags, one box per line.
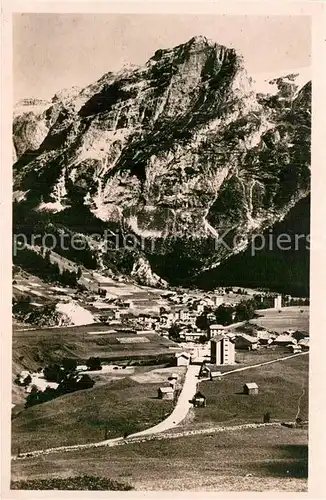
<box><xmin>37</xmin><ymin>201</ymin><xmax>67</xmax><ymax>213</ymax></box>
<box><xmin>55</xmin><ymin>301</ymin><xmax>95</xmax><ymax>326</ymax></box>
<box><xmin>252</xmin><ymin>67</ymin><xmax>311</xmax><ymax>96</ymax></box>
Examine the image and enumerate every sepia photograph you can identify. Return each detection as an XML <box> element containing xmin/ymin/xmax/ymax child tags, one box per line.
<box><xmin>7</xmin><ymin>5</ymin><xmax>318</xmax><ymax>493</ymax></box>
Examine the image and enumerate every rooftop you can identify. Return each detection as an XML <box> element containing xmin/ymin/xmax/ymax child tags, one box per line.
<box><xmin>159</xmin><ymin>387</ymin><xmax>174</xmax><ymax>393</ymax></box>
<box><xmin>236</xmin><ymin>334</ymin><xmax>257</xmax><ymax>343</ymax></box>
<box><xmin>244</xmin><ymin>382</ymin><xmax>258</xmax><ymax>389</ymax></box>
<box><xmin>175</xmin><ymin>351</ymin><xmax>191</xmax><ymax>359</ymax></box>
<box><xmin>275</xmin><ymin>334</ymin><xmax>296</xmax><ymax>343</ymax></box>
<box><xmin>210</xmin><ymin>324</ymin><xmax>225</xmax><ymax>330</ymax></box>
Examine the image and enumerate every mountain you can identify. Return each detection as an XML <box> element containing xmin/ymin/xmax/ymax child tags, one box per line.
<box><xmin>13</xmin><ymin>36</ymin><xmax>311</xmax><ymax>287</ymax></box>
<box><xmin>193</xmin><ymin>194</ymin><xmax>310</xmax><ymax>296</ymax></box>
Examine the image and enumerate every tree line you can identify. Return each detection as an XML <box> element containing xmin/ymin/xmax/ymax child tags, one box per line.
<box><xmin>23</xmin><ymin>357</ymin><xmax>102</xmax><ymax>408</ymax></box>
<box><xmin>14</xmin><ymin>248</ymin><xmax>81</xmax><ymax>287</ymax></box>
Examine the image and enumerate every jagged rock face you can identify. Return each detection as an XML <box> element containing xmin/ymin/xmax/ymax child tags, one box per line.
<box><xmin>13</xmin><ymin>36</ymin><xmax>311</xmax><ymax>282</ymax></box>
<box><xmin>13</xmin><ymin>99</ymin><xmax>51</xmax><ymax>159</ymax></box>
<box><xmin>131</xmin><ymin>256</ymin><xmax>168</xmax><ymax>288</ymax></box>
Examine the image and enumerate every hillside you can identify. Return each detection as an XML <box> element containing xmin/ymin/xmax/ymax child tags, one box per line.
<box><xmin>13</xmin><ymin>36</ymin><xmax>311</xmax><ymax>286</ymax></box>
<box><xmin>11</xmin><ymin>377</ymin><xmax>174</xmax><ymax>453</ymax></box>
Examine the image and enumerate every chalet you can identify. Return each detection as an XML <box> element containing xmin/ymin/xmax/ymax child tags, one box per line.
<box><xmin>210</xmin><ymin>334</ymin><xmax>235</xmax><ymax>365</ymax></box>
<box><xmin>192</xmin><ymin>391</ymin><xmax>207</xmax><ymax>408</ymax></box>
<box><xmin>175</xmin><ymin>352</ymin><xmax>191</xmax><ymax>366</ymax></box>
<box><xmin>158</xmin><ymin>387</ymin><xmax>174</xmax><ymax>400</ymax></box>
<box><xmin>202</xmin><ymin>297</ymin><xmax>215</xmax><ymax>307</ymax></box>
<box><xmin>193</xmin><ymin>302</ymin><xmax>205</xmax><ymax>313</ymax></box>
<box><xmin>298</xmin><ymin>338</ymin><xmax>310</xmax><ymax>350</ymax></box>
<box><xmin>234</xmin><ymin>334</ymin><xmax>258</xmax><ymax>351</ymax></box>
<box><xmin>243</xmin><ymin>382</ymin><xmax>259</xmax><ymax>395</ymax></box>
<box><xmin>287</xmin><ymin>344</ymin><xmax>302</xmax><ymax>354</ymax></box>
<box><xmin>199</xmin><ymin>363</ymin><xmax>222</xmax><ymax>380</ymax></box>
<box><xmin>257</xmin><ymin>331</ymin><xmax>273</xmax><ymax>345</ymax></box>
<box><xmin>273</xmin><ymin>334</ymin><xmax>297</xmax><ymax>346</ymax></box>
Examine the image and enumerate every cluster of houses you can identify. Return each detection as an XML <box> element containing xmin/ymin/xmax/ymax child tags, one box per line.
<box><xmin>172</xmin><ymin>326</ymin><xmax>309</xmax><ymax>375</ymax></box>
<box><xmin>86</xmin><ymin>286</ymin><xmax>228</xmax><ymax>341</ymax></box>
<box><xmin>69</xmin><ymin>268</ymin><xmax>310</xmax><ymax>359</ymax></box>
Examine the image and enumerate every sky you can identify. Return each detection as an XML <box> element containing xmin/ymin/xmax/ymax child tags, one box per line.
<box><xmin>13</xmin><ymin>13</ymin><xmax>311</xmax><ymax>101</ymax></box>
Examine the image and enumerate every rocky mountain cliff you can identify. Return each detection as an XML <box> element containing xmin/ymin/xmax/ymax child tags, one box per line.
<box><xmin>13</xmin><ymin>36</ymin><xmax>311</xmax><ymax>286</ymax></box>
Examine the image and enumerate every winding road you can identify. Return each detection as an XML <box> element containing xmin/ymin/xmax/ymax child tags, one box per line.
<box><xmin>130</xmin><ymin>364</ymin><xmax>200</xmax><ymax>437</ymax></box>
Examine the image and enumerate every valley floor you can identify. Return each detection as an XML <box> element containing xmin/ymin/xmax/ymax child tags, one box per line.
<box><xmin>11</xmin><ymin>425</ymin><xmax>308</xmax><ymax>491</ymax></box>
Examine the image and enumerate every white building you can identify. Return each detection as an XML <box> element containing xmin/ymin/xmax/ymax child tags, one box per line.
<box><xmin>175</xmin><ymin>352</ymin><xmax>191</xmax><ymax>366</ymax></box>
<box><xmin>274</xmin><ymin>295</ymin><xmax>282</xmax><ymax>309</ymax></box>
<box><xmin>213</xmin><ymin>296</ymin><xmax>224</xmax><ymax>307</ymax></box>
<box><xmin>210</xmin><ymin>334</ymin><xmax>235</xmax><ymax>365</ymax></box>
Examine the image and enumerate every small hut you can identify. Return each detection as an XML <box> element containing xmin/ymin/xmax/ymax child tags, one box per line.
<box><xmin>192</xmin><ymin>391</ymin><xmax>206</xmax><ymax>408</ymax></box>
<box><xmin>158</xmin><ymin>387</ymin><xmax>174</xmax><ymax>400</ymax></box>
<box><xmin>175</xmin><ymin>352</ymin><xmax>191</xmax><ymax>367</ymax></box>
<box><xmin>243</xmin><ymin>382</ymin><xmax>258</xmax><ymax>395</ymax></box>
<box><xmin>287</xmin><ymin>344</ymin><xmax>302</xmax><ymax>354</ymax></box>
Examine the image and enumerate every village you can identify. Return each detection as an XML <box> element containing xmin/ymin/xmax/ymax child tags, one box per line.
<box><xmin>13</xmin><ymin>254</ymin><xmax>309</xmax><ymax>409</ymax></box>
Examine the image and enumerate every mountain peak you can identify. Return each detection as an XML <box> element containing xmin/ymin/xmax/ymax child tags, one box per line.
<box><xmin>188</xmin><ymin>35</ymin><xmax>210</xmax><ymax>46</ymax></box>
<box><xmin>13</xmin><ymin>36</ymin><xmax>311</xmax><ymax>286</ymax></box>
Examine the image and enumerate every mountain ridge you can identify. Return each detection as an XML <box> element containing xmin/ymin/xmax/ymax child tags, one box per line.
<box><xmin>13</xmin><ymin>36</ymin><xmax>311</xmax><ymax>287</ymax></box>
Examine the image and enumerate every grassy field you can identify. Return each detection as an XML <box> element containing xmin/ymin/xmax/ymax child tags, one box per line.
<box><xmin>251</xmin><ymin>306</ymin><xmax>309</xmax><ymax>333</ymax></box>
<box><xmin>11</xmin><ymin>377</ymin><xmax>174</xmax><ymax>454</ymax></box>
<box><xmin>11</xmin><ymin>425</ymin><xmax>308</xmax><ymax>491</ymax></box>
<box><xmin>191</xmin><ymin>354</ymin><xmax>308</xmax><ymax>428</ymax></box>
<box><xmin>225</xmin><ymin>346</ymin><xmax>299</xmax><ymax>372</ymax></box>
<box><xmin>12</xmin><ymin>326</ymin><xmax>179</xmax><ymax>374</ymax></box>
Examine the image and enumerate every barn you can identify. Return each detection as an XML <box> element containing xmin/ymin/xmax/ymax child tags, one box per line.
<box><xmin>158</xmin><ymin>387</ymin><xmax>174</xmax><ymax>400</ymax></box>
<box><xmin>234</xmin><ymin>334</ymin><xmax>258</xmax><ymax>351</ymax></box>
<box><xmin>243</xmin><ymin>382</ymin><xmax>259</xmax><ymax>395</ymax></box>
<box><xmin>298</xmin><ymin>338</ymin><xmax>309</xmax><ymax>350</ymax></box>
<box><xmin>175</xmin><ymin>352</ymin><xmax>191</xmax><ymax>366</ymax></box>
<box><xmin>192</xmin><ymin>391</ymin><xmax>206</xmax><ymax>408</ymax></box>
<box><xmin>199</xmin><ymin>362</ymin><xmax>222</xmax><ymax>380</ymax></box>
<box><xmin>287</xmin><ymin>344</ymin><xmax>302</xmax><ymax>354</ymax></box>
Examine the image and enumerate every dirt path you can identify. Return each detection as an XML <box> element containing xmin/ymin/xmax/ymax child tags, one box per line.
<box><xmin>129</xmin><ymin>364</ymin><xmax>200</xmax><ymax>437</ymax></box>
<box><xmin>13</xmin><ymin>420</ymin><xmax>307</xmax><ymax>461</ymax></box>
<box><xmin>220</xmin><ymin>351</ymin><xmax>309</xmax><ymax>377</ymax></box>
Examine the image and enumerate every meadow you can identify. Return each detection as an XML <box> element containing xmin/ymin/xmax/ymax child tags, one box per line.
<box><xmin>191</xmin><ymin>354</ymin><xmax>309</xmax><ymax>428</ymax></box>
<box><xmin>251</xmin><ymin>306</ymin><xmax>309</xmax><ymax>333</ymax></box>
<box><xmin>11</xmin><ymin>377</ymin><xmax>174</xmax><ymax>454</ymax></box>
<box><xmin>11</xmin><ymin>425</ymin><xmax>308</xmax><ymax>491</ymax></box>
